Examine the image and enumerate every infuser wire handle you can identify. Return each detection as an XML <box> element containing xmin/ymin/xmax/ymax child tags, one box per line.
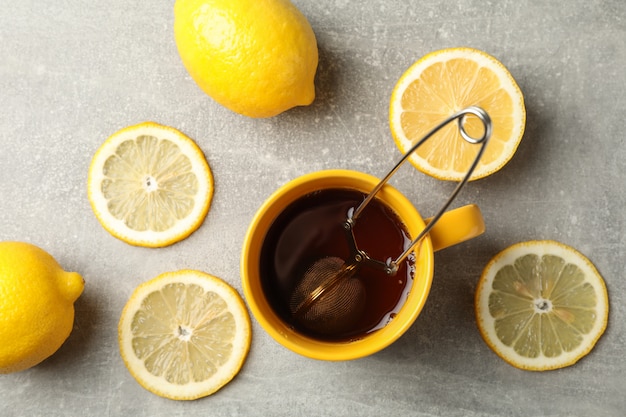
<box><xmin>348</xmin><ymin>106</ymin><xmax>492</xmax><ymax>275</ymax></box>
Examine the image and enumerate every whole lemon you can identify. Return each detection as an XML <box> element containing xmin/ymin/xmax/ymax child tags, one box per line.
<box><xmin>174</xmin><ymin>0</ymin><xmax>318</xmax><ymax>118</ymax></box>
<box><xmin>0</xmin><ymin>242</ymin><xmax>84</xmax><ymax>373</ymax></box>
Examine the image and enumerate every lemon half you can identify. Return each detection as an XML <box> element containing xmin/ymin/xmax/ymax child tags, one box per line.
<box><xmin>389</xmin><ymin>47</ymin><xmax>526</xmax><ymax>181</ymax></box>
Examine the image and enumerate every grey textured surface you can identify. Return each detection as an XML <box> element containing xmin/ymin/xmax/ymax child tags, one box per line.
<box><xmin>1</xmin><ymin>1</ymin><xmax>625</xmax><ymax>416</ymax></box>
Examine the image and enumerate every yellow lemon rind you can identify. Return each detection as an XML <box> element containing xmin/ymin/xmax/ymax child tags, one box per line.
<box><xmin>118</xmin><ymin>270</ymin><xmax>252</xmax><ymax>400</ymax></box>
<box><xmin>475</xmin><ymin>240</ymin><xmax>609</xmax><ymax>371</ymax></box>
<box><xmin>87</xmin><ymin>122</ymin><xmax>214</xmax><ymax>248</ymax></box>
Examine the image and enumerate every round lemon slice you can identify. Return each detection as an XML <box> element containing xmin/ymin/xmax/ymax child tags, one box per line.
<box><xmin>88</xmin><ymin>122</ymin><xmax>213</xmax><ymax>247</ymax></box>
<box><xmin>389</xmin><ymin>47</ymin><xmax>526</xmax><ymax>181</ymax></box>
<box><xmin>118</xmin><ymin>270</ymin><xmax>252</xmax><ymax>400</ymax></box>
<box><xmin>475</xmin><ymin>240</ymin><xmax>609</xmax><ymax>371</ymax></box>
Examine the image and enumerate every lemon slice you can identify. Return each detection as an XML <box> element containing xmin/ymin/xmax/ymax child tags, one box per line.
<box><xmin>389</xmin><ymin>47</ymin><xmax>526</xmax><ymax>181</ymax></box>
<box><xmin>88</xmin><ymin>122</ymin><xmax>213</xmax><ymax>247</ymax></box>
<box><xmin>118</xmin><ymin>270</ymin><xmax>252</xmax><ymax>400</ymax></box>
<box><xmin>475</xmin><ymin>240</ymin><xmax>609</xmax><ymax>371</ymax></box>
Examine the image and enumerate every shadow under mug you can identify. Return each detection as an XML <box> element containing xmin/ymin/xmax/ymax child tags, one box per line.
<box><xmin>241</xmin><ymin>169</ymin><xmax>484</xmax><ymax>360</ymax></box>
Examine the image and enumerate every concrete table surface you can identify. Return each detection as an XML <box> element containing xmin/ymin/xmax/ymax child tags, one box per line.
<box><xmin>1</xmin><ymin>1</ymin><xmax>624</xmax><ymax>416</ymax></box>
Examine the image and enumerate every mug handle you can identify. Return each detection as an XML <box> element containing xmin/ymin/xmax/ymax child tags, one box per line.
<box><xmin>424</xmin><ymin>204</ymin><xmax>485</xmax><ymax>252</ymax></box>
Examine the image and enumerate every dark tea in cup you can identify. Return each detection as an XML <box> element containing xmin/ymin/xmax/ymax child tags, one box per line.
<box><xmin>259</xmin><ymin>188</ymin><xmax>416</xmax><ymax>341</ymax></box>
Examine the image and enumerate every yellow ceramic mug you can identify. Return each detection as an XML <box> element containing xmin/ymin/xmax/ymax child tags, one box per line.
<box><xmin>241</xmin><ymin>169</ymin><xmax>484</xmax><ymax>361</ymax></box>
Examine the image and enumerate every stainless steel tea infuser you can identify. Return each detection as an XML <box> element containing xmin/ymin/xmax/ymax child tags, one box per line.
<box><xmin>289</xmin><ymin>106</ymin><xmax>493</xmax><ymax>336</ymax></box>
